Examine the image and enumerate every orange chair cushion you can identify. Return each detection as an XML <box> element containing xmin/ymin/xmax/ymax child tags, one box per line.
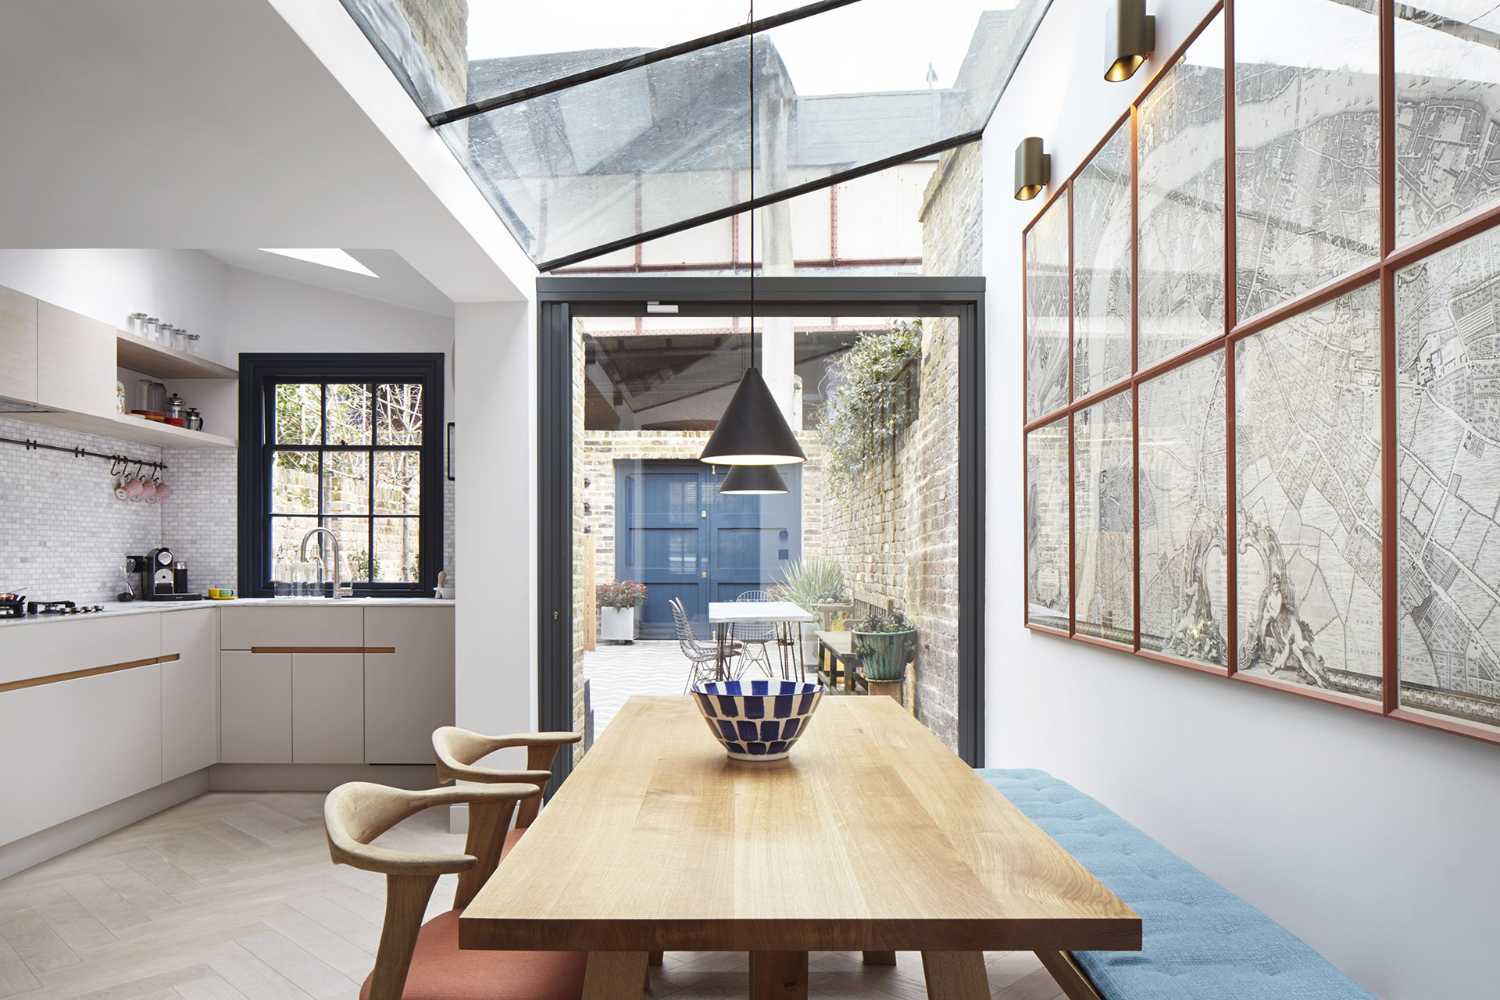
<box><xmin>359</xmin><ymin>910</ymin><xmax>586</xmax><ymax>1000</ymax></box>
<box><xmin>500</xmin><ymin>827</ymin><xmax>526</xmax><ymax>858</ymax></box>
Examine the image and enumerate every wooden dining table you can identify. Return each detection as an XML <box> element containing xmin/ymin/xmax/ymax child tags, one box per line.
<box><xmin>460</xmin><ymin>696</ymin><xmax>1139</xmax><ymax>999</ymax></box>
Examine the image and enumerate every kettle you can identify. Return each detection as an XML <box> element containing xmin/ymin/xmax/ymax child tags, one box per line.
<box><xmin>165</xmin><ymin>393</ymin><xmax>186</xmax><ymax>420</ymax></box>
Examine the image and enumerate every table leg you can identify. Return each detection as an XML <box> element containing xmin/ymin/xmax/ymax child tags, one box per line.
<box><xmin>920</xmin><ymin>951</ymin><xmax>988</xmax><ymax>1000</ymax></box>
<box><xmin>749</xmin><ymin>950</ymin><xmax>808</xmax><ymax>1000</ymax></box>
<box><xmin>715</xmin><ymin>623</ymin><xmax>728</xmax><ymax>680</ymax></box>
<box><xmin>582</xmin><ymin>951</ymin><xmax>649</xmax><ymax>999</ymax></box>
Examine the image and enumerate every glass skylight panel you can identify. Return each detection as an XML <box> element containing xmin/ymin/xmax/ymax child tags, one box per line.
<box><xmin>341</xmin><ymin>0</ymin><xmax>1053</xmax><ymax>268</ymax></box>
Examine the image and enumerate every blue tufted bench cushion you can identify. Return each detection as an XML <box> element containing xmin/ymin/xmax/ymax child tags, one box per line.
<box><xmin>977</xmin><ymin>768</ymin><xmax>1374</xmax><ymax>1000</ymax></box>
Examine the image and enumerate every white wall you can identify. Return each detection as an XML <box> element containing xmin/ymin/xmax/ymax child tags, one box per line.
<box><xmin>982</xmin><ymin>3</ymin><xmax>1500</xmax><ymax>997</ymax></box>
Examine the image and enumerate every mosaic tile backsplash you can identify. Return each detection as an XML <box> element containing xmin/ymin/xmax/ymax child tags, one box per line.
<box><xmin>0</xmin><ymin>417</ymin><xmax>457</xmax><ymax>603</ymax></box>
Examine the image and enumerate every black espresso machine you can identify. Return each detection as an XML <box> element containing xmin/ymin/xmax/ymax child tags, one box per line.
<box><xmin>126</xmin><ymin>548</ymin><xmax>204</xmax><ymax>601</ymax></box>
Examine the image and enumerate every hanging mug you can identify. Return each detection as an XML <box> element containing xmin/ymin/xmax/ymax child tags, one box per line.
<box><xmin>125</xmin><ymin>466</ymin><xmax>146</xmax><ymax>502</ymax></box>
<box><xmin>153</xmin><ymin>468</ymin><xmax>171</xmax><ymax>503</ymax></box>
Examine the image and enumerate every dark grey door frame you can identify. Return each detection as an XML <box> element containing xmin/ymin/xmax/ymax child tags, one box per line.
<box><xmin>537</xmin><ymin>276</ymin><xmax>987</xmax><ymax>790</ymax></box>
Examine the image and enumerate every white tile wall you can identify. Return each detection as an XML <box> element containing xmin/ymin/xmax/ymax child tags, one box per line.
<box><xmin>0</xmin><ymin>417</ymin><xmax>165</xmax><ymax>602</ymax></box>
<box><xmin>0</xmin><ymin>418</ymin><xmax>457</xmax><ymax>601</ymax></box>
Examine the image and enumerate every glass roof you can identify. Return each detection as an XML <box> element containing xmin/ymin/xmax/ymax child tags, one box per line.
<box><xmin>341</xmin><ymin>0</ymin><xmax>1053</xmax><ymax>270</ymax></box>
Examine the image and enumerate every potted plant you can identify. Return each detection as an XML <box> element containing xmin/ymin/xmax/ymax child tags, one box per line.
<box><xmin>773</xmin><ymin>559</ymin><xmax>850</xmax><ymax>665</ymax></box>
<box><xmin>597</xmin><ymin>580</ymin><xmax>647</xmax><ymax>643</ymax></box>
<box><xmin>851</xmin><ymin>609</ymin><xmax>916</xmax><ymax>682</ymax></box>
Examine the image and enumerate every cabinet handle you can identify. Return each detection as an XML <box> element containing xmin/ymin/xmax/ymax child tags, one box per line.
<box><xmin>249</xmin><ymin>646</ymin><xmax>396</xmax><ymax>654</ymax></box>
<box><xmin>0</xmin><ymin>653</ymin><xmax>179</xmax><ymax>694</ymax></box>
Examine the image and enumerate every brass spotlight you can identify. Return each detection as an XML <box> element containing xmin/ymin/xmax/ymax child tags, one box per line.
<box><xmin>1014</xmin><ymin>137</ymin><xmax>1050</xmax><ymax>201</ymax></box>
<box><xmin>1106</xmin><ymin>0</ymin><xmax>1155</xmax><ymax>82</ymax></box>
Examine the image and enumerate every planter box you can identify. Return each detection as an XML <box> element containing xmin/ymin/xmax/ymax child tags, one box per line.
<box><xmin>853</xmin><ymin>628</ymin><xmax>916</xmax><ymax>681</ymax></box>
<box><xmin>599</xmin><ymin>606</ymin><xmax>637</xmax><ymax>643</ymax></box>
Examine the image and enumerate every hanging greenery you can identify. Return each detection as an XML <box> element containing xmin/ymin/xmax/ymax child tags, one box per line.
<box><xmin>817</xmin><ymin>322</ymin><xmax>922</xmax><ymax>499</ymax></box>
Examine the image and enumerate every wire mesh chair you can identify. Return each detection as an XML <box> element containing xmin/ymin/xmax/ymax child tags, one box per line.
<box><xmin>671</xmin><ymin>597</ymin><xmax>740</xmax><ymax>691</ymax></box>
<box><xmin>734</xmin><ymin>590</ymin><xmax>783</xmax><ymax>679</ymax></box>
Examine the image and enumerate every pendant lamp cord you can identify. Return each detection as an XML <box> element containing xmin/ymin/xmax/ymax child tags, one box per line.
<box><xmin>747</xmin><ymin>0</ymin><xmax>756</xmax><ymax>373</ymax></box>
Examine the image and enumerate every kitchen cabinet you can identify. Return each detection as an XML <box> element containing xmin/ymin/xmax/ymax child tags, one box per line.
<box><xmin>161</xmin><ymin>608</ymin><xmax>219</xmax><ymax>781</ymax></box>
<box><xmin>36</xmin><ymin>301</ymin><xmax>116</xmax><ymax>416</ymax></box>
<box><xmin>291</xmin><ymin>653</ymin><xmax>364</xmax><ymax>763</ymax></box>
<box><xmin>364</xmin><ymin>606</ymin><xmax>455</xmax><ymax>764</ymax></box>
<box><xmin>0</xmin><ymin>663</ymin><xmax>162</xmax><ymax>845</ymax></box>
<box><xmin>220</xmin><ymin>650</ymin><xmax>291</xmax><ymax>763</ymax></box>
<box><xmin>0</xmin><ymin>286</ymin><xmax>38</xmax><ymax>402</ymax></box>
<box><xmin>0</xmin><ymin>612</ymin><xmax>161</xmax><ymax>688</ymax></box>
<box><xmin>220</xmin><ymin>605</ymin><xmax>363</xmax><ymax>650</ymax></box>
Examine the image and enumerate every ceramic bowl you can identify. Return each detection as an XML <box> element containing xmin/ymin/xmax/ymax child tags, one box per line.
<box><xmin>691</xmin><ymin>680</ymin><xmax>822</xmax><ymax>762</ymax></box>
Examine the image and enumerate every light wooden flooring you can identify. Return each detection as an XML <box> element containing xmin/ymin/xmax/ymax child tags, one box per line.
<box><xmin>0</xmin><ymin>793</ymin><xmax>1066</xmax><ymax>999</ymax></box>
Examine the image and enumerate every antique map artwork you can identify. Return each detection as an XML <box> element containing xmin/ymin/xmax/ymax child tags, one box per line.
<box><xmin>1027</xmin><ymin>192</ymin><xmax>1069</xmax><ymax>421</ymax></box>
<box><xmin>1396</xmin><ymin>228</ymin><xmax>1500</xmax><ymax>731</ymax></box>
<box><xmin>1073</xmin><ymin>392</ymin><xmax>1134</xmax><ymax>643</ymax></box>
<box><xmin>1027</xmin><ymin>418</ymin><xmax>1070</xmax><ymax>631</ymax></box>
<box><xmin>1072</xmin><ymin>123</ymin><xmax>1132</xmax><ymax>399</ymax></box>
<box><xmin>1138</xmin><ymin>351</ymin><xmax>1229</xmax><ymax>666</ymax></box>
<box><xmin>1235</xmin><ymin>284</ymin><xmax>1384</xmax><ymax>698</ymax></box>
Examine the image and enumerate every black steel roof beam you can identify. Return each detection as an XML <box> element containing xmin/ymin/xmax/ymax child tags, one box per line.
<box><xmin>427</xmin><ymin>0</ymin><xmax>863</xmax><ymax>127</ymax></box>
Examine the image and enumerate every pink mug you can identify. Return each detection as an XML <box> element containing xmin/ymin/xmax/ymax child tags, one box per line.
<box><xmin>155</xmin><ymin>481</ymin><xmax>172</xmax><ymax>502</ymax></box>
<box><xmin>140</xmin><ymin>479</ymin><xmax>158</xmax><ymax>503</ymax></box>
<box><xmin>125</xmin><ymin>477</ymin><xmax>145</xmax><ymax>501</ymax></box>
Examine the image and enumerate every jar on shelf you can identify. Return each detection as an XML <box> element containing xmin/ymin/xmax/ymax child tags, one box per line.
<box><xmin>127</xmin><ymin>313</ymin><xmax>147</xmax><ymax>337</ymax></box>
<box><xmin>184</xmin><ymin>333</ymin><xmax>201</xmax><ymax>354</ymax></box>
<box><xmin>172</xmin><ymin>327</ymin><xmax>189</xmax><ymax>352</ymax></box>
<box><xmin>142</xmin><ymin>317</ymin><xmax>160</xmax><ymax>342</ymax></box>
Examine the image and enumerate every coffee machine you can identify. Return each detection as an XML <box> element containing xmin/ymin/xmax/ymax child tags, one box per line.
<box><xmin>134</xmin><ymin>548</ymin><xmax>203</xmax><ymax>601</ymax></box>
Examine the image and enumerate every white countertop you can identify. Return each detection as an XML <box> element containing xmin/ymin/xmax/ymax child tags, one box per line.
<box><xmin>707</xmin><ymin>600</ymin><xmax>816</xmax><ymax>624</ymax></box>
<box><xmin>0</xmin><ymin>597</ymin><xmax>455</xmax><ymax>628</ymax></box>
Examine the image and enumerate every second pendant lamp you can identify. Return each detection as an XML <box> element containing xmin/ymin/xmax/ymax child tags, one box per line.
<box><xmin>701</xmin><ymin>1</ymin><xmax>805</xmax><ymax>479</ymax></box>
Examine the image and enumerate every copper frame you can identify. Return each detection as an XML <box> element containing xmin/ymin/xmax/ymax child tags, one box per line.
<box><xmin>1018</xmin><ymin>0</ymin><xmax>1500</xmax><ymax>745</ymax></box>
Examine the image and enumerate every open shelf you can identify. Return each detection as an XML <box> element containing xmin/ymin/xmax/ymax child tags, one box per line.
<box><xmin>13</xmin><ymin>409</ymin><xmax>236</xmax><ymax>450</ymax></box>
<box><xmin>116</xmin><ymin>334</ymin><xmax>237</xmax><ymax>381</ymax></box>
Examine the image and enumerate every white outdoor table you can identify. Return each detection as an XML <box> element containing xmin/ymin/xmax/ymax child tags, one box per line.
<box><xmin>708</xmin><ymin>600</ymin><xmax>816</xmax><ymax>681</ymax></box>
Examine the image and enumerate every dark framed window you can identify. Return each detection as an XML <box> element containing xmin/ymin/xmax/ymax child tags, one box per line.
<box><xmin>239</xmin><ymin>354</ymin><xmax>445</xmax><ymax>598</ymax></box>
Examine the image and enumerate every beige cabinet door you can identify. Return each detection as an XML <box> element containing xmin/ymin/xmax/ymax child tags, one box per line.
<box><xmin>36</xmin><ymin>302</ymin><xmax>116</xmax><ymax>416</ymax></box>
<box><xmin>220</xmin><ymin>651</ymin><xmax>291</xmax><ymax>763</ymax></box>
<box><xmin>0</xmin><ymin>286</ymin><xmax>38</xmax><ymax>402</ymax></box>
<box><xmin>219</xmin><ymin>605</ymin><xmax>364</xmax><ymax>650</ymax></box>
<box><xmin>162</xmin><ymin>609</ymin><xmax>220</xmax><ymax>780</ymax></box>
<box><xmin>0</xmin><ymin>664</ymin><xmax>162</xmax><ymax>845</ymax></box>
<box><xmin>363</xmin><ymin>607</ymin><xmax>455</xmax><ymax>764</ymax></box>
<box><xmin>291</xmin><ymin>653</ymin><xmax>364</xmax><ymax>763</ymax></box>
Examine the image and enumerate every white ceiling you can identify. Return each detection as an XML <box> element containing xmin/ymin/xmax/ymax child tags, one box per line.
<box><xmin>0</xmin><ymin>0</ymin><xmax>535</xmax><ymax>303</ymax></box>
<box><xmin>203</xmin><ymin>249</ymin><xmax>454</xmax><ymax>318</ymax></box>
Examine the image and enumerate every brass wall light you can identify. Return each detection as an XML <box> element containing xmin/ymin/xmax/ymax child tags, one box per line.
<box><xmin>1106</xmin><ymin>0</ymin><xmax>1155</xmax><ymax>82</ymax></box>
<box><xmin>1014</xmin><ymin>137</ymin><xmax>1050</xmax><ymax>201</ymax></box>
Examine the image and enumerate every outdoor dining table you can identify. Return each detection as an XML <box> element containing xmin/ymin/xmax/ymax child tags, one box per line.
<box><xmin>459</xmin><ymin>695</ymin><xmax>1140</xmax><ymax>1000</ymax></box>
<box><xmin>708</xmin><ymin>599</ymin><xmax>817</xmax><ymax>679</ymax></box>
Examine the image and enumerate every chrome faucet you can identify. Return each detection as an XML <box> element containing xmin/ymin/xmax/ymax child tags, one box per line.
<box><xmin>299</xmin><ymin>527</ymin><xmax>351</xmax><ymax>598</ymax></box>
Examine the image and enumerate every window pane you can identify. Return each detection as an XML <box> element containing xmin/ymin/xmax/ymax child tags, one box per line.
<box><xmin>327</xmin><ymin>517</ymin><xmax>373</xmax><ymax>583</ymax></box>
<box><xmin>1396</xmin><ymin>227</ymin><xmax>1500</xmax><ymax>733</ymax></box>
<box><xmin>1073</xmin><ymin>391</ymin><xmax>1134</xmax><ymax>644</ymax></box>
<box><xmin>1138</xmin><ymin>351</ymin><xmax>1229</xmax><ymax>666</ymax></box>
<box><xmin>1396</xmin><ymin>2</ymin><xmax>1500</xmax><ymax>243</ymax></box>
<box><xmin>376</xmin><ymin>383</ymin><xmax>425</xmax><ymax>445</ymax></box>
<box><xmin>1234</xmin><ymin>0</ymin><xmax>1380</xmax><ymax>320</ymax></box>
<box><xmin>1072</xmin><ymin>122</ymin><xmax>1132</xmax><ymax>398</ymax></box>
<box><xmin>374</xmin><ymin>518</ymin><xmax>422</xmax><ymax>583</ymax></box>
<box><xmin>1026</xmin><ymin>190</ymin><xmax>1069</xmax><ymax>421</ymax></box>
<box><xmin>326</xmin><ymin>384</ymin><xmax>372</xmax><ymax>445</ymax></box>
<box><xmin>1138</xmin><ymin>15</ymin><xmax>1226</xmax><ymax>369</ymax></box>
<box><xmin>1235</xmin><ymin>283</ymin><xmax>1383</xmax><ymax>699</ymax></box>
<box><xmin>322</xmin><ymin>452</ymin><xmax>371</xmax><ymax>515</ymax></box>
<box><xmin>271</xmin><ymin>450</ymin><xmax>318</xmax><ymax>514</ymax></box>
<box><xmin>274</xmin><ymin>384</ymin><xmax>321</xmax><ymax>445</ymax></box>
<box><xmin>271</xmin><ymin>516</ymin><xmax>319</xmax><ymax>582</ymax></box>
<box><xmin>1026</xmin><ymin>417</ymin><xmax>1070</xmax><ymax>630</ymax></box>
<box><xmin>374</xmin><ymin>451</ymin><xmax>421</xmax><ymax>514</ymax></box>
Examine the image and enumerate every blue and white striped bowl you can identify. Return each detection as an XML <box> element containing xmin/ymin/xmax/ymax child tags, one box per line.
<box><xmin>691</xmin><ymin>680</ymin><xmax>823</xmax><ymax>762</ymax></box>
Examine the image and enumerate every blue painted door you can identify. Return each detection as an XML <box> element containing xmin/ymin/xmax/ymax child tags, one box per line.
<box><xmin>615</xmin><ymin>462</ymin><xmax>802</xmax><ymax>639</ymax></box>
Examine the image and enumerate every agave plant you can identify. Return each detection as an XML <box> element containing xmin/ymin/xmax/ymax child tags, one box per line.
<box><xmin>772</xmin><ymin>559</ymin><xmax>847</xmax><ymax>609</ymax></box>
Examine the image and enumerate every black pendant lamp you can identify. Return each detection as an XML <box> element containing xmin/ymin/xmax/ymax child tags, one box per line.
<box><xmin>700</xmin><ymin>0</ymin><xmax>807</xmax><ymax>471</ymax></box>
<box><xmin>720</xmin><ymin>463</ymin><xmax>789</xmax><ymax>495</ymax></box>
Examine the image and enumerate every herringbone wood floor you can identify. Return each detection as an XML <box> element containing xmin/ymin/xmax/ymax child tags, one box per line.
<box><xmin>0</xmin><ymin>793</ymin><xmax>1067</xmax><ymax>999</ymax></box>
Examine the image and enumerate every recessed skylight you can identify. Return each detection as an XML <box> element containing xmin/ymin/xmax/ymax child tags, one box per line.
<box><xmin>258</xmin><ymin>248</ymin><xmax>377</xmax><ymax>277</ymax></box>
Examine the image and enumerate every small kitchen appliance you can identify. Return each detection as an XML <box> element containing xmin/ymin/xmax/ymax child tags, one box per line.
<box><xmin>27</xmin><ymin>600</ymin><xmax>105</xmax><ymax>616</ymax></box>
<box><xmin>141</xmin><ymin>547</ymin><xmax>204</xmax><ymax>601</ymax></box>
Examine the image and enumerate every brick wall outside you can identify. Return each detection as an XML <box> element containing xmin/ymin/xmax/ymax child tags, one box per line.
<box><xmin>397</xmin><ymin>0</ymin><xmax>469</xmax><ymax>107</ymax></box>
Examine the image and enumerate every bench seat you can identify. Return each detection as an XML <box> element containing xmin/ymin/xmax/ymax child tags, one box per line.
<box><xmin>978</xmin><ymin>768</ymin><xmax>1374</xmax><ymax>1000</ymax></box>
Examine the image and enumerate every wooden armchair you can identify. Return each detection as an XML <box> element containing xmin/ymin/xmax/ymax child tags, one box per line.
<box><xmin>432</xmin><ymin>727</ymin><xmax>582</xmax><ymax>853</ymax></box>
<box><xmin>325</xmin><ymin>782</ymin><xmax>585</xmax><ymax>1000</ymax></box>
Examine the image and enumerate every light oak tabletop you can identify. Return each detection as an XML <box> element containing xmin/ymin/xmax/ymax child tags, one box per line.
<box><xmin>460</xmin><ymin>695</ymin><xmax>1139</xmax><ymax>956</ymax></box>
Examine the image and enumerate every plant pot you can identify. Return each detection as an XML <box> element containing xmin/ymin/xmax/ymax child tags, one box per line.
<box><xmin>599</xmin><ymin>605</ymin><xmax>636</xmax><ymax>643</ymax></box>
<box><xmin>853</xmin><ymin>628</ymin><xmax>915</xmax><ymax>681</ymax></box>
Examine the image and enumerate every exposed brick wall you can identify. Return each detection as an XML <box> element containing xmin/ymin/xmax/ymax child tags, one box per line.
<box><xmin>397</xmin><ymin>0</ymin><xmax>469</xmax><ymax>107</ymax></box>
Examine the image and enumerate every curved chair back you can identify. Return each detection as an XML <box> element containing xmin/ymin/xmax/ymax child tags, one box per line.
<box><xmin>432</xmin><ymin>726</ymin><xmax>580</xmax><ymax>829</ymax></box>
<box><xmin>735</xmin><ymin>589</ymin><xmax>777</xmax><ymax>642</ymax></box>
<box><xmin>324</xmin><ymin>782</ymin><xmax>540</xmax><ymax>1000</ymax></box>
<box><xmin>669</xmin><ymin>596</ymin><xmax>702</xmax><ymax>654</ymax></box>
